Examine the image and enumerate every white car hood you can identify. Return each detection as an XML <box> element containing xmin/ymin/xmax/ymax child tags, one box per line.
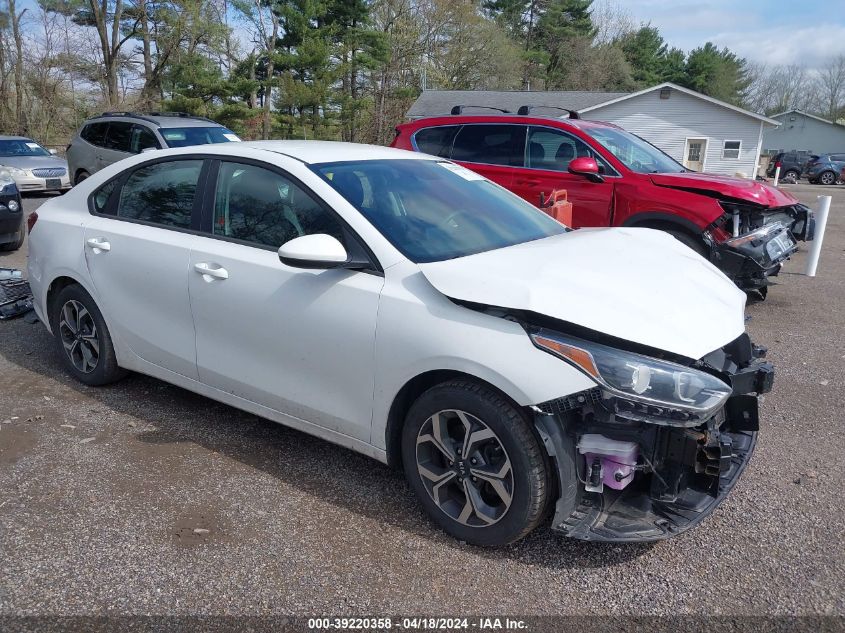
<box><xmin>419</xmin><ymin>227</ymin><xmax>747</xmax><ymax>359</ymax></box>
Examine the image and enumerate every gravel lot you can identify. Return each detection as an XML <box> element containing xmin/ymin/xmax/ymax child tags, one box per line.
<box><xmin>1</xmin><ymin>186</ymin><xmax>844</xmax><ymax>618</ymax></box>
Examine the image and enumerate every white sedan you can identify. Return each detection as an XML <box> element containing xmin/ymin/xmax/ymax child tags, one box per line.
<box><xmin>26</xmin><ymin>141</ymin><xmax>773</xmax><ymax>545</ymax></box>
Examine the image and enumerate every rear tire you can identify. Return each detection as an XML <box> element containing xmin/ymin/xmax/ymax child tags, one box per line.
<box><xmin>74</xmin><ymin>170</ymin><xmax>90</xmax><ymax>185</ymax></box>
<box><xmin>819</xmin><ymin>170</ymin><xmax>836</xmax><ymax>185</ymax></box>
<box><xmin>401</xmin><ymin>379</ymin><xmax>549</xmax><ymax>547</ymax></box>
<box><xmin>50</xmin><ymin>283</ymin><xmax>127</xmax><ymax>386</ymax></box>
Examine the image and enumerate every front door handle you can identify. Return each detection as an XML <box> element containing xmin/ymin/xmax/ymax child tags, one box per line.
<box><xmin>86</xmin><ymin>237</ymin><xmax>111</xmax><ymax>252</ymax></box>
<box><xmin>194</xmin><ymin>262</ymin><xmax>229</xmax><ymax>281</ymax></box>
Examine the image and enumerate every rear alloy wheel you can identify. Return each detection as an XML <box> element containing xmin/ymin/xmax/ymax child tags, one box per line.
<box><xmin>819</xmin><ymin>170</ymin><xmax>836</xmax><ymax>185</ymax></box>
<box><xmin>51</xmin><ymin>284</ymin><xmax>127</xmax><ymax>386</ymax></box>
<box><xmin>402</xmin><ymin>380</ymin><xmax>549</xmax><ymax>546</ymax></box>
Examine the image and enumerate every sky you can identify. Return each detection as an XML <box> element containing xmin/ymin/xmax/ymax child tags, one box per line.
<box><xmin>617</xmin><ymin>0</ymin><xmax>845</xmax><ymax>68</ymax></box>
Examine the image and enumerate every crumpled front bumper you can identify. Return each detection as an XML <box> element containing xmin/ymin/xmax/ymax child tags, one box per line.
<box><xmin>710</xmin><ymin>204</ymin><xmax>814</xmax><ymax>291</ymax></box>
<box><xmin>536</xmin><ymin>336</ymin><xmax>770</xmax><ymax>543</ymax></box>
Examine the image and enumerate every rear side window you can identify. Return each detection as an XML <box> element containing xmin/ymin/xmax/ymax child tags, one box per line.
<box><xmin>413</xmin><ymin>126</ymin><xmax>459</xmax><ymax>157</ymax></box>
<box><xmin>130</xmin><ymin>125</ymin><xmax>159</xmax><ymax>153</ymax></box>
<box><xmin>103</xmin><ymin>122</ymin><xmax>133</xmax><ymax>152</ymax></box>
<box><xmin>80</xmin><ymin>122</ymin><xmax>108</xmax><ymax>147</ymax></box>
<box><xmin>116</xmin><ymin>160</ymin><xmax>203</xmax><ymax>229</ymax></box>
<box><xmin>92</xmin><ymin>180</ymin><xmax>118</xmax><ymax>214</ymax></box>
<box><xmin>212</xmin><ymin>161</ymin><xmax>345</xmax><ymax>248</ymax></box>
<box><xmin>451</xmin><ymin>124</ymin><xmax>525</xmax><ymax>166</ymax></box>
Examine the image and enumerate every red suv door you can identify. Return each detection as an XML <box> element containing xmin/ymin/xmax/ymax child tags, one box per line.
<box><xmin>510</xmin><ymin>125</ymin><xmax>615</xmax><ymax>228</ymax></box>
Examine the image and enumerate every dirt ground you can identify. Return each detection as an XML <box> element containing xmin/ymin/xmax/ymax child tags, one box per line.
<box><xmin>1</xmin><ymin>185</ymin><xmax>844</xmax><ymax>618</ymax></box>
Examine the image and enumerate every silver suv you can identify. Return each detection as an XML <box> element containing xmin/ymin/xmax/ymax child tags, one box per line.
<box><xmin>66</xmin><ymin>112</ymin><xmax>240</xmax><ymax>184</ymax></box>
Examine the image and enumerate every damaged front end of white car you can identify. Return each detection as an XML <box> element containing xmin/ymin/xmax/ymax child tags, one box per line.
<box><xmin>528</xmin><ymin>325</ymin><xmax>770</xmax><ymax>542</ymax></box>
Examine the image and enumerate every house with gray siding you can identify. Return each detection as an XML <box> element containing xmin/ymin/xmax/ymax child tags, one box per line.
<box><xmin>406</xmin><ymin>82</ymin><xmax>779</xmax><ymax>177</ymax></box>
<box><xmin>762</xmin><ymin>110</ymin><xmax>845</xmax><ymax>156</ymax></box>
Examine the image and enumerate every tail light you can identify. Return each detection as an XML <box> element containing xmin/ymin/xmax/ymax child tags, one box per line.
<box><xmin>26</xmin><ymin>211</ymin><xmax>38</xmax><ymax>233</ymax></box>
<box><xmin>775</xmin><ymin>161</ymin><xmax>782</xmax><ymax>168</ymax></box>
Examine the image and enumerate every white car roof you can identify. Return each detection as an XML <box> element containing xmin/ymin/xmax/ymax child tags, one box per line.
<box><xmin>241</xmin><ymin>140</ymin><xmax>427</xmax><ymax>165</ymax></box>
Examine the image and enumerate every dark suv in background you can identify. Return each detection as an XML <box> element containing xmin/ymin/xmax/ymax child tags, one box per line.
<box><xmin>803</xmin><ymin>153</ymin><xmax>845</xmax><ymax>185</ymax></box>
<box><xmin>66</xmin><ymin>112</ymin><xmax>240</xmax><ymax>184</ymax></box>
<box><xmin>765</xmin><ymin>151</ymin><xmax>816</xmax><ymax>181</ymax></box>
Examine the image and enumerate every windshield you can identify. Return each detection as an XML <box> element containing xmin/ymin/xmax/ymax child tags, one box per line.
<box><xmin>313</xmin><ymin>159</ymin><xmax>565</xmax><ymax>263</ymax></box>
<box><xmin>0</xmin><ymin>139</ymin><xmax>51</xmax><ymax>157</ymax></box>
<box><xmin>160</xmin><ymin>127</ymin><xmax>240</xmax><ymax>148</ymax></box>
<box><xmin>589</xmin><ymin>127</ymin><xmax>685</xmax><ymax>174</ymax></box>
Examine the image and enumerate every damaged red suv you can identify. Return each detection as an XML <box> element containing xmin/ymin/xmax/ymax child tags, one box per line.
<box><xmin>392</xmin><ymin>109</ymin><xmax>815</xmax><ymax>294</ymax></box>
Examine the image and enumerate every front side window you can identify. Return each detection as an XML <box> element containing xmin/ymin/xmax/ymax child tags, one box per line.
<box><xmin>588</xmin><ymin>127</ymin><xmax>685</xmax><ymax>174</ymax></box>
<box><xmin>0</xmin><ymin>138</ymin><xmax>51</xmax><ymax>157</ymax></box>
<box><xmin>130</xmin><ymin>125</ymin><xmax>160</xmax><ymax>153</ymax></box>
<box><xmin>213</xmin><ymin>161</ymin><xmax>344</xmax><ymax>248</ymax></box>
<box><xmin>160</xmin><ymin>127</ymin><xmax>239</xmax><ymax>148</ymax></box>
<box><xmin>450</xmin><ymin>124</ymin><xmax>525</xmax><ymax>167</ymax></box>
<box><xmin>103</xmin><ymin>122</ymin><xmax>133</xmax><ymax>153</ymax></box>
<box><xmin>314</xmin><ymin>159</ymin><xmax>565</xmax><ymax>263</ymax></box>
<box><xmin>722</xmin><ymin>140</ymin><xmax>741</xmax><ymax>159</ymax></box>
<box><xmin>413</xmin><ymin>126</ymin><xmax>460</xmax><ymax>158</ymax></box>
<box><xmin>116</xmin><ymin>160</ymin><xmax>203</xmax><ymax>229</ymax></box>
<box><xmin>525</xmin><ymin>127</ymin><xmax>609</xmax><ymax>172</ymax></box>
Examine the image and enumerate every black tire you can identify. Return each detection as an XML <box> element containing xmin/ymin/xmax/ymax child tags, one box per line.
<box><xmin>50</xmin><ymin>283</ymin><xmax>127</xmax><ymax>386</ymax></box>
<box><xmin>401</xmin><ymin>379</ymin><xmax>549</xmax><ymax>546</ymax></box>
<box><xmin>819</xmin><ymin>170</ymin><xmax>836</xmax><ymax>185</ymax></box>
<box><xmin>783</xmin><ymin>169</ymin><xmax>799</xmax><ymax>181</ymax></box>
<box><xmin>0</xmin><ymin>217</ymin><xmax>24</xmax><ymax>251</ymax></box>
<box><xmin>74</xmin><ymin>170</ymin><xmax>90</xmax><ymax>185</ymax></box>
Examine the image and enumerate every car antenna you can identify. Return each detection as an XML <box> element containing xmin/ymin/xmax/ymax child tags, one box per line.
<box><xmin>517</xmin><ymin>105</ymin><xmax>580</xmax><ymax>119</ymax></box>
<box><xmin>450</xmin><ymin>105</ymin><xmax>511</xmax><ymax>115</ymax></box>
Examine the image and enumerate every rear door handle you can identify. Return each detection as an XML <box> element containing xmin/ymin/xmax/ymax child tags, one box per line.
<box><xmin>86</xmin><ymin>237</ymin><xmax>110</xmax><ymax>252</ymax></box>
<box><xmin>194</xmin><ymin>262</ymin><xmax>229</xmax><ymax>280</ymax></box>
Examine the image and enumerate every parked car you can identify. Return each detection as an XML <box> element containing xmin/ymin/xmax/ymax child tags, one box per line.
<box><xmin>66</xmin><ymin>111</ymin><xmax>241</xmax><ymax>185</ymax></box>
<box><xmin>765</xmin><ymin>151</ymin><xmax>815</xmax><ymax>181</ymax></box>
<box><xmin>803</xmin><ymin>153</ymin><xmax>845</xmax><ymax>185</ymax></box>
<box><xmin>393</xmin><ymin>112</ymin><xmax>815</xmax><ymax>295</ymax></box>
<box><xmin>0</xmin><ymin>167</ymin><xmax>24</xmax><ymax>251</ymax></box>
<box><xmin>0</xmin><ymin>136</ymin><xmax>71</xmax><ymax>193</ymax></box>
<box><xmin>28</xmin><ymin>141</ymin><xmax>772</xmax><ymax>545</ymax></box>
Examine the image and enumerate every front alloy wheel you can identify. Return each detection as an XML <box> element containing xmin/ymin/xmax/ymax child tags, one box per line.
<box><xmin>402</xmin><ymin>380</ymin><xmax>550</xmax><ymax>546</ymax></box>
<box><xmin>58</xmin><ymin>299</ymin><xmax>100</xmax><ymax>373</ymax></box>
<box><xmin>416</xmin><ymin>409</ymin><xmax>514</xmax><ymax>527</ymax></box>
<box><xmin>819</xmin><ymin>171</ymin><xmax>836</xmax><ymax>185</ymax></box>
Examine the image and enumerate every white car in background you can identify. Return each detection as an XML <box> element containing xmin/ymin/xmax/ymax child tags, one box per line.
<box><xmin>26</xmin><ymin>141</ymin><xmax>773</xmax><ymax>545</ymax></box>
<box><xmin>0</xmin><ymin>136</ymin><xmax>71</xmax><ymax>192</ymax></box>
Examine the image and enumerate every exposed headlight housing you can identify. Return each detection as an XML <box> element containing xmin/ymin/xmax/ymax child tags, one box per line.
<box><xmin>724</xmin><ymin>222</ymin><xmax>785</xmax><ymax>248</ymax></box>
<box><xmin>531</xmin><ymin>330</ymin><xmax>731</xmax><ymax>423</ymax></box>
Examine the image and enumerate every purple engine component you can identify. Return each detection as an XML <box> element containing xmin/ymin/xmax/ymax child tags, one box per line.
<box><xmin>578</xmin><ymin>434</ymin><xmax>640</xmax><ymax>491</ymax></box>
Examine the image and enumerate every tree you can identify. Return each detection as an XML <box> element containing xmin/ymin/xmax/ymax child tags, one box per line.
<box><xmin>618</xmin><ymin>25</ymin><xmax>666</xmax><ymax>87</ymax></box>
<box><xmin>816</xmin><ymin>54</ymin><xmax>845</xmax><ymax>122</ymax></box>
<box><xmin>682</xmin><ymin>42</ymin><xmax>751</xmax><ymax>106</ymax></box>
<box><xmin>233</xmin><ymin>0</ymin><xmax>279</xmax><ymax>138</ymax></box>
<box><xmin>536</xmin><ymin>0</ymin><xmax>595</xmax><ymax>89</ymax></box>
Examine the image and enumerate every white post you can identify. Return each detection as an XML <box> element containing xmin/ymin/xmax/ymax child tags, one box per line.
<box><xmin>805</xmin><ymin>195</ymin><xmax>832</xmax><ymax>277</ymax></box>
<box><xmin>773</xmin><ymin>165</ymin><xmax>781</xmax><ymax>186</ymax></box>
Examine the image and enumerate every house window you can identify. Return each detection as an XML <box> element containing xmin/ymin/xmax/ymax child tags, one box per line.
<box><xmin>723</xmin><ymin>140</ymin><xmax>741</xmax><ymax>159</ymax></box>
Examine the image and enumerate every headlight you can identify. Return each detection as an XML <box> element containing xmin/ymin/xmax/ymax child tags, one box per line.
<box><xmin>0</xmin><ymin>167</ymin><xmax>14</xmax><ymax>187</ymax></box>
<box><xmin>7</xmin><ymin>166</ymin><xmax>28</xmax><ymax>177</ymax></box>
<box><xmin>724</xmin><ymin>222</ymin><xmax>784</xmax><ymax>248</ymax></box>
<box><xmin>531</xmin><ymin>330</ymin><xmax>731</xmax><ymax>421</ymax></box>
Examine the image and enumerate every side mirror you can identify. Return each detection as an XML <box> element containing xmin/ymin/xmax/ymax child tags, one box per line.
<box><xmin>49</xmin><ymin>148</ymin><xmax>57</xmax><ymax>155</ymax></box>
<box><xmin>568</xmin><ymin>156</ymin><xmax>604</xmax><ymax>183</ymax></box>
<box><xmin>278</xmin><ymin>234</ymin><xmax>350</xmax><ymax>269</ymax></box>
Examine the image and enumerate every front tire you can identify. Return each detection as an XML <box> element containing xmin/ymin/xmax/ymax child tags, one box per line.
<box><xmin>783</xmin><ymin>169</ymin><xmax>799</xmax><ymax>181</ymax></box>
<box><xmin>50</xmin><ymin>284</ymin><xmax>127</xmax><ymax>386</ymax></box>
<box><xmin>401</xmin><ymin>380</ymin><xmax>549</xmax><ymax>546</ymax></box>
